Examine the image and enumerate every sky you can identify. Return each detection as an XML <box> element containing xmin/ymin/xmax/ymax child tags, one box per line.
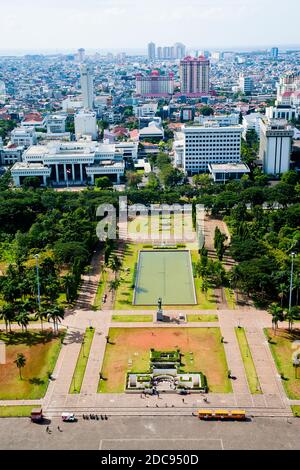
<box><xmin>0</xmin><ymin>0</ymin><xmax>300</xmax><ymax>53</ymax></box>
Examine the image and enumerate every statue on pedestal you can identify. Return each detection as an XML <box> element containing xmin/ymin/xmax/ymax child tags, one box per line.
<box><xmin>157</xmin><ymin>297</ymin><xmax>163</xmax><ymax>321</ymax></box>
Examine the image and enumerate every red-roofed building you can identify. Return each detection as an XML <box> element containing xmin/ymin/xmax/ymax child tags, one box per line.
<box><xmin>22</xmin><ymin>112</ymin><xmax>46</xmax><ymax>129</ymax></box>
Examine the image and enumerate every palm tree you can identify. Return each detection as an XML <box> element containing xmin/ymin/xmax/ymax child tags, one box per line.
<box><xmin>278</xmin><ymin>283</ymin><xmax>287</xmax><ymax>307</ymax></box>
<box><xmin>14</xmin><ymin>353</ymin><xmax>26</xmax><ymax>379</ymax></box>
<box><xmin>293</xmin><ymin>275</ymin><xmax>300</xmax><ymax>307</ymax></box>
<box><xmin>0</xmin><ymin>304</ymin><xmax>15</xmax><ymax>332</ymax></box>
<box><xmin>15</xmin><ymin>310</ymin><xmax>30</xmax><ymax>332</ymax></box>
<box><xmin>268</xmin><ymin>303</ymin><xmax>283</xmax><ymax>334</ymax></box>
<box><xmin>285</xmin><ymin>306</ymin><xmax>300</xmax><ymax>332</ymax></box>
<box><xmin>109</xmin><ymin>279</ymin><xmax>121</xmax><ymax>292</ymax></box>
<box><xmin>109</xmin><ymin>255</ymin><xmax>122</xmax><ymax>280</ymax></box>
<box><xmin>35</xmin><ymin>308</ymin><xmax>48</xmax><ymax>331</ymax></box>
<box><xmin>46</xmin><ymin>305</ymin><xmax>64</xmax><ymax>334</ymax></box>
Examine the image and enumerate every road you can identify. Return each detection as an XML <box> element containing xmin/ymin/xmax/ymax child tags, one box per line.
<box><xmin>0</xmin><ymin>416</ymin><xmax>299</xmax><ymax>450</ymax></box>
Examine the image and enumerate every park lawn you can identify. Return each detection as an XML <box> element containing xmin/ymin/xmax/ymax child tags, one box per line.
<box><xmin>291</xmin><ymin>405</ymin><xmax>300</xmax><ymax>417</ymax></box>
<box><xmin>265</xmin><ymin>328</ymin><xmax>300</xmax><ymax>399</ymax></box>
<box><xmin>187</xmin><ymin>314</ymin><xmax>218</xmax><ymax>322</ymax></box>
<box><xmin>114</xmin><ymin>243</ymin><xmax>215</xmax><ymax>310</ymax></box>
<box><xmin>224</xmin><ymin>288</ymin><xmax>236</xmax><ymax>309</ymax></box>
<box><xmin>0</xmin><ymin>405</ymin><xmax>40</xmax><ymax>417</ymax></box>
<box><xmin>114</xmin><ymin>243</ymin><xmax>142</xmax><ymax>310</ymax></box>
<box><xmin>69</xmin><ymin>327</ymin><xmax>95</xmax><ymax>394</ymax></box>
<box><xmin>0</xmin><ymin>330</ymin><xmax>64</xmax><ymax>400</ymax></box>
<box><xmin>93</xmin><ymin>269</ymin><xmax>108</xmax><ymax>310</ymax></box>
<box><xmin>194</xmin><ymin>278</ymin><xmax>216</xmax><ymax>310</ymax></box>
<box><xmin>98</xmin><ymin>327</ymin><xmax>232</xmax><ymax>394</ymax></box>
<box><xmin>112</xmin><ymin>315</ymin><xmax>153</xmax><ymax>322</ymax></box>
<box><xmin>235</xmin><ymin>327</ymin><xmax>262</xmax><ymax>394</ymax></box>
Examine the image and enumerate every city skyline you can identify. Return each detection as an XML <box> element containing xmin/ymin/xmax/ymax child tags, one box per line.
<box><xmin>1</xmin><ymin>0</ymin><xmax>300</xmax><ymax>52</ymax></box>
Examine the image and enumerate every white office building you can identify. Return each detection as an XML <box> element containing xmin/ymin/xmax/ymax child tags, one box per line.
<box><xmin>242</xmin><ymin>112</ymin><xmax>264</xmax><ymax>139</ymax></box>
<box><xmin>174</xmin><ymin>123</ymin><xmax>243</xmax><ymax>174</ymax></box>
<box><xmin>10</xmin><ymin>127</ymin><xmax>37</xmax><ymax>148</ymax></box>
<box><xmin>259</xmin><ymin>118</ymin><xmax>294</xmax><ymax>176</ymax></box>
<box><xmin>266</xmin><ymin>105</ymin><xmax>298</xmax><ymax>121</ymax></box>
<box><xmin>80</xmin><ymin>64</ymin><xmax>94</xmax><ymax>110</ymax></box>
<box><xmin>195</xmin><ymin>113</ymin><xmax>239</xmax><ymax>127</ymax></box>
<box><xmin>74</xmin><ymin>110</ymin><xmax>98</xmax><ymax>140</ymax></box>
<box><xmin>11</xmin><ymin>141</ymin><xmax>138</xmax><ymax>187</ymax></box>
<box><xmin>47</xmin><ymin>115</ymin><xmax>67</xmax><ymax>134</ymax></box>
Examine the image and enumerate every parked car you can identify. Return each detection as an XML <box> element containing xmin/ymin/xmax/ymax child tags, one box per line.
<box><xmin>61</xmin><ymin>412</ymin><xmax>76</xmax><ymax>422</ymax></box>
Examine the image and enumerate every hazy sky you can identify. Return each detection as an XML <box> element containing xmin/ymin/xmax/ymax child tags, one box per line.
<box><xmin>1</xmin><ymin>0</ymin><xmax>299</xmax><ymax>52</ymax></box>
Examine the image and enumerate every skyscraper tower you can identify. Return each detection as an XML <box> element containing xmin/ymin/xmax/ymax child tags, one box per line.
<box><xmin>78</xmin><ymin>48</ymin><xmax>85</xmax><ymax>62</ymax></box>
<box><xmin>148</xmin><ymin>42</ymin><xmax>156</xmax><ymax>61</ymax></box>
<box><xmin>271</xmin><ymin>47</ymin><xmax>279</xmax><ymax>59</ymax></box>
<box><xmin>179</xmin><ymin>56</ymin><xmax>210</xmax><ymax>95</ymax></box>
<box><xmin>80</xmin><ymin>64</ymin><xmax>94</xmax><ymax>110</ymax></box>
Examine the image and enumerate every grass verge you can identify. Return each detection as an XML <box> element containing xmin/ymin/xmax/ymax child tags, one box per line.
<box><xmin>0</xmin><ymin>405</ymin><xmax>40</xmax><ymax>417</ymax></box>
<box><xmin>187</xmin><ymin>314</ymin><xmax>218</xmax><ymax>322</ymax></box>
<box><xmin>69</xmin><ymin>327</ymin><xmax>95</xmax><ymax>394</ymax></box>
<box><xmin>112</xmin><ymin>315</ymin><xmax>153</xmax><ymax>322</ymax></box>
<box><xmin>235</xmin><ymin>327</ymin><xmax>262</xmax><ymax>394</ymax></box>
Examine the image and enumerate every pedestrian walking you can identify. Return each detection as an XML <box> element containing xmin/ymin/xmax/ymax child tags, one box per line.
<box><xmin>46</xmin><ymin>426</ymin><xmax>49</xmax><ymax>433</ymax></box>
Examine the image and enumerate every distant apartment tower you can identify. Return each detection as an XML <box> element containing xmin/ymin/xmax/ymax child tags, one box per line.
<box><xmin>239</xmin><ymin>74</ymin><xmax>253</xmax><ymax>94</ymax></box>
<box><xmin>80</xmin><ymin>64</ymin><xmax>94</xmax><ymax>110</ymax></box>
<box><xmin>175</xmin><ymin>123</ymin><xmax>243</xmax><ymax>174</ymax></box>
<box><xmin>174</xmin><ymin>43</ymin><xmax>186</xmax><ymax>60</ymax></box>
<box><xmin>271</xmin><ymin>47</ymin><xmax>279</xmax><ymax>59</ymax></box>
<box><xmin>179</xmin><ymin>56</ymin><xmax>210</xmax><ymax>96</ymax></box>
<box><xmin>157</xmin><ymin>47</ymin><xmax>163</xmax><ymax>60</ymax></box>
<box><xmin>75</xmin><ymin>110</ymin><xmax>98</xmax><ymax>140</ymax></box>
<box><xmin>259</xmin><ymin>118</ymin><xmax>294</xmax><ymax>176</ymax></box>
<box><xmin>148</xmin><ymin>42</ymin><xmax>156</xmax><ymax>61</ymax></box>
<box><xmin>136</xmin><ymin>71</ymin><xmax>174</xmax><ymax>97</ymax></box>
<box><xmin>78</xmin><ymin>48</ymin><xmax>85</xmax><ymax>62</ymax></box>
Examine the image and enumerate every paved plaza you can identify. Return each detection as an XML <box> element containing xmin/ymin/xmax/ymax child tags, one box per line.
<box><xmin>0</xmin><ymin>416</ymin><xmax>300</xmax><ymax>450</ymax></box>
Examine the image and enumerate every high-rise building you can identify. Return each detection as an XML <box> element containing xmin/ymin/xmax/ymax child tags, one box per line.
<box><xmin>80</xmin><ymin>64</ymin><xmax>94</xmax><ymax>110</ymax></box>
<box><xmin>259</xmin><ymin>118</ymin><xmax>294</xmax><ymax>175</ymax></box>
<box><xmin>75</xmin><ymin>110</ymin><xmax>98</xmax><ymax>140</ymax></box>
<box><xmin>157</xmin><ymin>47</ymin><xmax>163</xmax><ymax>60</ymax></box>
<box><xmin>238</xmin><ymin>74</ymin><xmax>253</xmax><ymax>94</ymax></box>
<box><xmin>136</xmin><ymin>71</ymin><xmax>174</xmax><ymax>97</ymax></box>
<box><xmin>78</xmin><ymin>48</ymin><xmax>85</xmax><ymax>62</ymax></box>
<box><xmin>174</xmin><ymin>122</ymin><xmax>243</xmax><ymax>174</ymax></box>
<box><xmin>148</xmin><ymin>42</ymin><xmax>156</xmax><ymax>61</ymax></box>
<box><xmin>179</xmin><ymin>56</ymin><xmax>210</xmax><ymax>96</ymax></box>
<box><xmin>174</xmin><ymin>43</ymin><xmax>186</xmax><ymax>60</ymax></box>
<box><xmin>271</xmin><ymin>47</ymin><xmax>279</xmax><ymax>59</ymax></box>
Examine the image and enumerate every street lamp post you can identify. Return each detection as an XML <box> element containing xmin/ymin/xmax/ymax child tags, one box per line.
<box><xmin>34</xmin><ymin>254</ymin><xmax>41</xmax><ymax>310</ymax></box>
<box><xmin>289</xmin><ymin>252</ymin><xmax>296</xmax><ymax>313</ymax></box>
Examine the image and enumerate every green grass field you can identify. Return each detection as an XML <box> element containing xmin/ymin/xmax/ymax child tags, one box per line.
<box><xmin>235</xmin><ymin>327</ymin><xmax>262</xmax><ymax>394</ymax></box>
<box><xmin>112</xmin><ymin>315</ymin><xmax>153</xmax><ymax>322</ymax></box>
<box><xmin>0</xmin><ymin>405</ymin><xmax>40</xmax><ymax>417</ymax></box>
<box><xmin>0</xmin><ymin>330</ymin><xmax>64</xmax><ymax>400</ymax></box>
<box><xmin>114</xmin><ymin>243</ymin><xmax>216</xmax><ymax>310</ymax></box>
<box><xmin>98</xmin><ymin>327</ymin><xmax>232</xmax><ymax>394</ymax></box>
<box><xmin>265</xmin><ymin>328</ymin><xmax>300</xmax><ymax>399</ymax></box>
<box><xmin>291</xmin><ymin>405</ymin><xmax>300</xmax><ymax>417</ymax></box>
<box><xmin>69</xmin><ymin>327</ymin><xmax>95</xmax><ymax>394</ymax></box>
<box><xmin>134</xmin><ymin>250</ymin><xmax>196</xmax><ymax>305</ymax></box>
<box><xmin>187</xmin><ymin>314</ymin><xmax>218</xmax><ymax>322</ymax></box>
